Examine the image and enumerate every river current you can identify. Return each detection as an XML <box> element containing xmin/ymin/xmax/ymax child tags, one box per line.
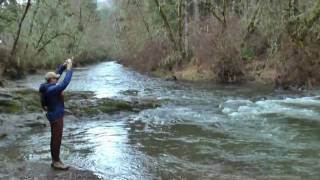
<box><xmin>7</xmin><ymin>62</ymin><xmax>320</xmax><ymax>179</ymax></box>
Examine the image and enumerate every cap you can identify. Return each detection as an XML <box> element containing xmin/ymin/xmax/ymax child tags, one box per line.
<box><xmin>45</xmin><ymin>72</ymin><xmax>60</xmax><ymax>81</ymax></box>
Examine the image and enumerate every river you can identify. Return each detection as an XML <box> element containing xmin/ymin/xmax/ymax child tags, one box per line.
<box><xmin>6</xmin><ymin>61</ymin><xmax>320</xmax><ymax>179</ymax></box>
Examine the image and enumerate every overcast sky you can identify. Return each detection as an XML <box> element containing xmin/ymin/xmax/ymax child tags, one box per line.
<box><xmin>97</xmin><ymin>0</ymin><xmax>113</xmax><ymax>8</ymax></box>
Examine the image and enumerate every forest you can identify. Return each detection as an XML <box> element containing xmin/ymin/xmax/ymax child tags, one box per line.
<box><xmin>1</xmin><ymin>0</ymin><xmax>320</xmax><ymax>89</ymax></box>
<box><xmin>0</xmin><ymin>0</ymin><xmax>109</xmax><ymax>79</ymax></box>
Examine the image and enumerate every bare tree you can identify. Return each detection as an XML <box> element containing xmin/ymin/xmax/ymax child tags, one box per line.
<box><xmin>10</xmin><ymin>0</ymin><xmax>31</xmax><ymax>58</ymax></box>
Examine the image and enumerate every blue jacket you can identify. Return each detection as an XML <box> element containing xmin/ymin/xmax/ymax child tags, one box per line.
<box><xmin>39</xmin><ymin>65</ymin><xmax>73</xmax><ymax>122</ymax></box>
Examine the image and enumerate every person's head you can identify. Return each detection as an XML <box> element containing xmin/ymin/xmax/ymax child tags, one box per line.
<box><xmin>45</xmin><ymin>72</ymin><xmax>60</xmax><ymax>84</ymax></box>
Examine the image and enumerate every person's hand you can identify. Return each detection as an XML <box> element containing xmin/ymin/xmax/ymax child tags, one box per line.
<box><xmin>66</xmin><ymin>58</ymin><xmax>73</xmax><ymax>70</ymax></box>
<box><xmin>63</xmin><ymin>60</ymin><xmax>68</xmax><ymax>67</ymax></box>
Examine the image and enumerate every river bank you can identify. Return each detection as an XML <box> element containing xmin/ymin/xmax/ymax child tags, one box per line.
<box><xmin>120</xmin><ymin>58</ymin><xmax>320</xmax><ymax>92</ymax></box>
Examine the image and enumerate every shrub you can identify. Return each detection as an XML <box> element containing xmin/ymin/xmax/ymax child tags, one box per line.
<box><xmin>273</xmin><ymin>37</ymin><xmax>320</xmax><ymax>89</ymax></box>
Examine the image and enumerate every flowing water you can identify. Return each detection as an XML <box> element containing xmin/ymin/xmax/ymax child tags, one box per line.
<box><xmin>3</xmin><ymin>61</ymin><xmax>320</xmax><ymax>179</ymax></box>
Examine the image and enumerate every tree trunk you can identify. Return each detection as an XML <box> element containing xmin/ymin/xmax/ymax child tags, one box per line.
<box><xmin>222</xmin><ymin>0</ymin><xmax>228</xmax><ymax>28</ymax></box>
<box><xmin>289</xmin><ymin>0</ymin><xmax>299</xmax><ymax>16</ymax></box>
<box><xmin>153</xmin><ymin>0</ymin><xmax>178</xmax><ymax>50</ymax></box>
<box><xmin>10</xmin><ymin>0</ymin><xmax>31</xmax><ymax>58</ymax></box>
<box><xmin>178</xmin><ymin>0</ymin><xmax>185</xmax><ymax>56</ymax></box>
<box><xmin>193</xmin><ymin>0</ymin><xmax>199</xmax><ymax>23</ymax></box>
<box><xmin>23</xmin><ymin>0</ymin><xmax>40</xmax><ymax>56</ymax></box>
<box><xmin>243</xmin><ymin>0</ymin><xmax>261</xmax><ymax>41</ymax></box>
<box><xmin>135</xmin><ymin>0</ymin><xmax>150</xmax><ymax>34</ymax></box>
<box><xmin>207</xmin><ymin>1</ymin><xmax>227</xmax><ymax>28</ymax></box>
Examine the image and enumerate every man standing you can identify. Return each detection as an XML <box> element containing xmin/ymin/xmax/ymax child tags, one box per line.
<box><xmin>39</xmin><ymin>58</ymin><xmax>73</xmax><ymax>170</ymax></box>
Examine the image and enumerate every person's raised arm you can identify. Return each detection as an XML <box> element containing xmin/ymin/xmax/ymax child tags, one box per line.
<box><xmin>55</xmin><ymin>63</ymin><xmax>67</xmax><ymax>77</ymax></box>
<box><xmin>47</xmin><ymin>60</ymin><xmax>73</xmax><ymax>93</ymax></box>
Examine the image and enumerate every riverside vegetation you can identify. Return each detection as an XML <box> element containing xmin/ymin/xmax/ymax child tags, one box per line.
<box><xmin>1</xmin><ymin>0</ymin><xmax>320</xmax><ymax>90</ymax></box>
<box><xmin>0</xmin><ymin>0</ymin><xmax>109</xmax><ymax>79</ymax></box>
<box><xmin>108</xmin><ymin>0</ymin><xmax>320</xmax><ymax>90</ymax></box>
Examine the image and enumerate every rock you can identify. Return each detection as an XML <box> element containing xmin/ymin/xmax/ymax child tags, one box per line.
<box><xmin>24</xmin><ymin>122</ymin><xmax>46</xmax><ymax>128</ymax></box>
<box><xmin>98</xmin><ymin>99</ymin><xmax>133</xmax><ymax>113</ymax></box>
<box><xmin>5</xmin><ymin>68</ymin><xmax>20</xmax><ymax>80</ymax></box>
<box><xmin>28</xmin><ymin>68</ymin><xmax>37</xmax><ymax>74</ymax></box>
<box><xmin>120</xmin><ymin>89</ymin><xmax>139</xmax><ymax>96</ymax></box>
<box><xmin>0</xmin><ymin>126</ymin><xmax>8</xmax><ymax>139</ymax></box>
<box><xmin>64</xmin><ymin>91</ymin><xmax>95</xmax><ymax>100</ymax></box>
<box><xmin>11</xmin><ymin>88</ymin><xmax>42</xmax><ymax>112</ymax></box>
<box><xmin>165</xmin><ymin>75</ymin><xmax>177</xmax><ymax>81</ymax></box>
<box><xmin>0</xmin><ymin>162</ymin><xmax>100</xmax><ymax>180</ymax></box>
<box><xmin>0</xmin><ymin>98</ymin><xmax>22</xmax><ymax>113</ymax></box>
<box><xmin>0</xmin><ymin>91</ymin><xmax>12</xmax><ymax>98</ymax></box>
<box><xmin>1</xmin><ymin>89</ymin><xmax>161</xmax><ymax>117</ymax></box>
<box><xmin>0</xmin><ymin>113</ymin><xmax>47</xmax><ymax>136</ymax></box>
<box><xmin>0</xmin><ymin>132</ymin><xmax>7</xmax><ymax>139</ymax></box>
<box><xmin>0</xmin><ymin>91</ymin><xmax>13</xmax><ymax>98</ymax></box>
<box><xmin>129</xmin><ymin>97</ymin><xmax>161</xmax><ymax>111</ymax></box>
<box><xmin>0</xmin><ymin>79</ymin><xmax>7</xmax><ymax>87</ymax></box>
<box><xmin>24</xmin><ymin>114</ymin><xmax>46</xmax><ymax>124</ymax></box>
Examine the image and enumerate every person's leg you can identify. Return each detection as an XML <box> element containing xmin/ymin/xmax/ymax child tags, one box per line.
<box><xmin>50</xmin><ymin>117</ymin><xmax>63</xmax><ymax>162</ymax></box>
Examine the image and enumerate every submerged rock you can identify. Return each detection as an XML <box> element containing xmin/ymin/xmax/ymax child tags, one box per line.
<box><xmin>165</xmin><ymin>75</ymin><xmax>178</xmax><ymax>81</ymax></box>
<box><xmin>120</xmin><ymin>89</ymin><xmax>139</xmax><ymax>96</ymax></box>
<box><xmin>0</xmin><ymin>79</ymin><xmax>6</xmax><ymax>87</ymax></box>
<box><xmin>219</xmin><ymin>99</ymin><xmax>254</xmax><ymax>114</ymax></box>
<box><xmin>0</xmin><ymin>132</ymin><xmax>7</xmax><ymax>139</ymax></box>
<box><xmin>0</xmin><ymin>113</ymin><xmax>47</xmax><ymax>135</ymax></box>
<box><xmin>0</xmin><ymin>89</ymin><xmax>12</xmax><ymax>98</ymax></box>
<box><xmin>67</xmin><ymin>97</ymin><xmax>161</xmax><ymax>117</ymax></box>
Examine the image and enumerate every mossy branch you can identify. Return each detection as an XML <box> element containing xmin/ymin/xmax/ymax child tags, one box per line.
<box><xmin>287</xmin><ymin>0</ymin><xmax>320</xmax><ymax>43</ymax></box>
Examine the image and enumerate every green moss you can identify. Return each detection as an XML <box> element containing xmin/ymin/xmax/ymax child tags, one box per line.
<box><xmin>82</xmin><ymin>108</ymin><xmax>100</xmax><ymax>116</ymax></box>
<box><xmin>64</xmin><ymin>91</ymin><xmax>95</xmax><ymax>101</ymax></box>
<box><xmin>0</xmin><ymin>99</ymin><xmax>22</xmax><ymax>113</ymax></box>
<box><xmin>15</xmin><ymin>89</ymin><xmax>38</xmax><ymax>97</ymax></box>
<box><xmin>23</xmin><ymin>96</ymin><xmax>41</xmax><ymax>112</ymax></box>
<box><xmin>2</xmin><ymin>89</ymin><xmax>161</xmax><ymax>116</ymax></box>
<box><xmin>12</xmin><ymin>90</ymin><xmax>41</xmax><ymax>113</ymax></box>
<box><xmin>151</xmin><ymin>69</ymin><xmax>167</xmax><ymax>77</ymax></box>
<box><xmin>99</xmin><ymin>100</ymin><xmax>133</xmax><ymax>113</ymax></box>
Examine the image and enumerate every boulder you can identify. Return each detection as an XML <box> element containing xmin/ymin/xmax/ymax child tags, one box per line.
<box><xmin>0</xmin><ymin>88</ymin><xmax>12</xmax><ymax>98</ymax></box>
<box><xmin>0</xmin><ymin>79</ymin><xmax>7</xmax><ymax>87</ymax></box>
